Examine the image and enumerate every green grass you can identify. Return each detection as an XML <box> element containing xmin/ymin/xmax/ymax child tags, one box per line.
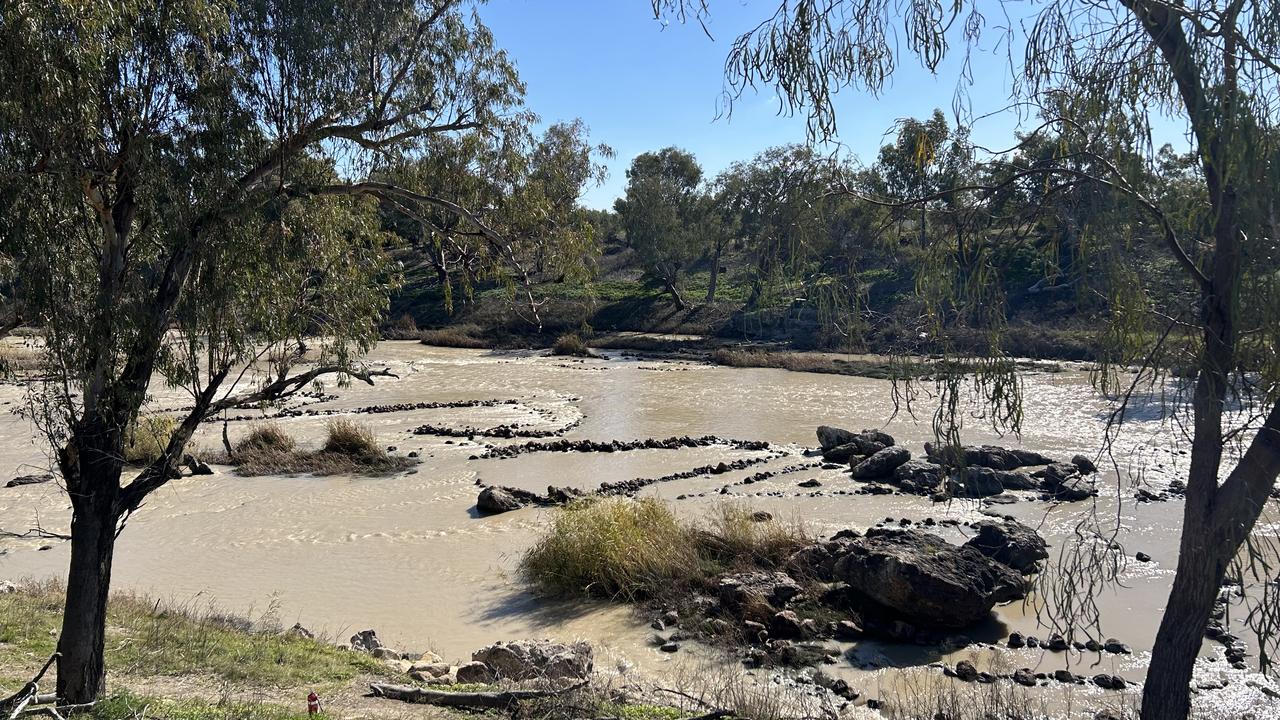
<box><xmin>599</xmin><ymin>703</ymin><xmax>687</xmax><ymax>720</ymax></box>
<box><xmin>92</xmin><ymin>691</ymin><xmax>325</xmax><ymax>720</ymax></box>
<box><xmin>519</xmin><ymin>498</ymin><xmax>809</xmax><ymax>602</ymax></box>
<box><xmin>0</xmin><ymin>581</ymin><xmax>392</xmax><ymax>692</ymax></box>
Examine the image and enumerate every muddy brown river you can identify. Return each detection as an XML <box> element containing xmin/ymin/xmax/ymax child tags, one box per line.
<box><xmin>1</xmin><ymin>341</ymin><xmax>1276</xmax><ymax>718</ymax></box>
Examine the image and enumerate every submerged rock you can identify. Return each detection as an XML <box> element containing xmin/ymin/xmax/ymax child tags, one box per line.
<box><xmin>832</xmin><ymin>529</ymin><xmax>1025</xmax><ymax>628</ymax></box>
<box><xmin>472</xmin><ymin>639</ymin><xmax>593</xmax><ymax>680</ymax></box>
<box><xmin>963</xmin><ymin>518</ymin><xmax>1049</xmax><ymax>574</ymax></box>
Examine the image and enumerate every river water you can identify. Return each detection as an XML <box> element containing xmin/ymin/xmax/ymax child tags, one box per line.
<box><xmin>0</xmin><ymin>341</ymin><xmax>1276</xmax><ymax>718</ymax></box>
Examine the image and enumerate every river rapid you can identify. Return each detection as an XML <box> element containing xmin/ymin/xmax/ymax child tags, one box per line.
<box><xmin>1</xmin><ymin>341</ymin><xmax>1277</xmax><ymax>718</ymax></box>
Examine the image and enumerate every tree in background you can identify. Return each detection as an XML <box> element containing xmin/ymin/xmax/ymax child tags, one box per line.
<box><xmin>654</xmin><ymin>1</ymin><xmax>1280</xmax><ymax>718</ymax></box>
<box><xmin>383</xmin><ymin>119</ymin><xmax>611</xmax><ymax>329</ymax></box>
<box><xmin>614</xmin><ymin>147</ymin><xmax>707</xmax><ymax>309</ymax></box>
<box><xmin>0</xmin><ymin>0</ymin><xmax>543</xmax><ymax>702</ymax></box>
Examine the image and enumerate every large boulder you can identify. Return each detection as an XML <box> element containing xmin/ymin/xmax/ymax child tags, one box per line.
<box><xmin>787</xmin><ymin>534</ymin><xmax>861</xmax><ymax>581</ymax></box>
<box><xmin>851</xmin><ymin>446</ymin><xmax>911</xmax><ymax>479</ymax></box>
<box><xmin>926</xmin><ymin>443</ymin><xmax>1043</xmax><ymax>471</ymax></box>
<box><xmin>455</xmin><ymin>661</ymin><xmax>497</xmax><ymax>684</ymax></box>
<box><xmin>818</xmin><ymin>426</ymin><xmax>894</xmax><ymax>454</ymax></box>
<box><xmin>892</xmin><ymin>460</ymin><xmax>944</xmax><ymax>495</ymax></box>
<box><xmin>963</xmin><ymin>518</ymin><xmax>1049</xmax><ymax>574</ymax></box>
<box><xmin>1036</xmin><ymin>463</ymin><xmax>1098</xmax><ymax>501</ymax></box>
<box><xmin>817</xmin><ymin>426</ymin><xmax>857</xmax><ymax>451</ymax></box>
<box><xmin>477</xmin><ymin>486</ymin><xmax>522</xmax><ymax>514</ymax></box>
<box><xmin>821</xmin><ymin>442</ymin><xmax>865</xmax><ymax>464</ymax></box>
<box><xmin>1071</xmin><ymin>454</ymin><xmax>1098</xmax><ymax>474</ymax></box>
<box><xmin>832</xmin><ymin>529</ymin><xmax>1025</xmax><ymax>627</ymax></box>
<box><xmin>1009</xmin><ymin>449</ymin><xmax>1056</xmax><ymax>466</ymax></box>
<box><xmin>471</xmin><ymin>639</ymin><xmax>593</xmax><ymax>681</ymax></box>
<box><xmin>949</xmin><ymin>467</ymin><xmax>1005</xmax><ymax>498</ymax></box>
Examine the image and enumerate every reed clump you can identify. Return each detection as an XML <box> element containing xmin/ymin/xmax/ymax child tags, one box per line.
<box><xmin>520</xmin><ymin>498</ymin><xmax>808</xmax><ymax>602</ymax></box>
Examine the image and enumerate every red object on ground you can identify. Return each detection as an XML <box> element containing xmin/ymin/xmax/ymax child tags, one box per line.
<box><xmin>307</xmin><ymin>691</ymin><xmax>321</xmax><ymax>715</ymax></box>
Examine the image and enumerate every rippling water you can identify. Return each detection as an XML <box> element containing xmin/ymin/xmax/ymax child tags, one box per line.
<box><xmin>1</xmin><ymin>341</ymin><xmax>1276</xmax><ymax>717</ymax></box>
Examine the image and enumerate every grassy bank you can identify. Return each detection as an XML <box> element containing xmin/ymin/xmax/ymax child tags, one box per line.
<box><xmin>0</xmin><ymin>581</ymin><xmax>397</xmax><ymax>719</ymax></box>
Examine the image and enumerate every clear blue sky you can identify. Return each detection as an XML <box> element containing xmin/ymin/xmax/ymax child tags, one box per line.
<box><xmin>476</xmin><ymin>1</ymin><xmax>1187</xmax><ymax>210</ymax></box>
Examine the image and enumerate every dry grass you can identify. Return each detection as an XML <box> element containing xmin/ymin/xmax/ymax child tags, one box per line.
<box><xmin>382</xmin><ymin>312</ymin><xmax>421</xmax><ymax>340</ymax></box>
<box><xmin>419</xmin><ymin>324</ymin><xmax>489</xmax><ymax>349</ymax></box>
<box><xmin>321</xmin><ymin>418</ymin><xmax>379</xmax><ymax>457</ymax></box>
<box><xmin>124</xmin><ymin>414</ymin><xmax>180</xmax><ymax>465</ymax></box>
<box><xmin>220</xmin><ymin>421</ymin><xmax>413</xmax><ymax>477</ymax></box>
<box><xmin>235</xmin><ymin>423</ymin><xmax>296</xmax><ymax>454</ymax></box>
<box><xmin>520</xmin><ymin>498</ymin><xmax>809</xmax><ymax>602</ymax></box>
<box><xmin>696</xmin><ymin>504</ymin><xmax>810</xmax><ymax>570</ymax></box>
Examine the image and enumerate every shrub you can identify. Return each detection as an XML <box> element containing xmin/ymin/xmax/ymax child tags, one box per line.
<box><xmin>321</xmin><ymin>418</ymin><xmax>379</xmax><ymax>458</ymax></box>
<box><xmin>382</xmin><ymin>312</ymin><xmax>420</xmax><ymax>340</ymax></box>
<box><xmin>419</xmin><ymin>324</ymin><xmax>489</xmax><ymax>349</ymax></box>
<box><xmin>123</xmin><ymin>414</ymin><xmax>179</xmax><ymax>465</ymax></box>
<box><xmin>551</xmin><ymin>333</ymin><xmax>593</xmax><ymax>357</ymax></box>
<box><xmin>520</xmin><ymin>497</ymin><xmax>701</xmax><ymax>600</ymax></box>
<box><xmin>235</xmin><ymin>423</ymin><xmax>296</xmax><ymax>454</ymax></box>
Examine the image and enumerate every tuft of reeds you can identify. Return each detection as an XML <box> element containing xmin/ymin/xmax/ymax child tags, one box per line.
<box><xmin>520</xmin><ymin>498</ymin><xmax>809</xmax><ymax>602</ymax></box>
<box><xmin>321</xmin><ymin>418</ymin><xmax>379</xmax><ymax>458</ymax></box>
<box><xmin>235</xmin><ymin>422</ymin><xmax>296</xmax><ymax>454</ymax></box>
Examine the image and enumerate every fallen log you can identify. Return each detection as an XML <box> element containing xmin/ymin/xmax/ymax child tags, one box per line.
<box><xmin>0</xmin><ymin>654</ymin><xmax>57</xmax><ymax>720</ymax></box>
<box><xmin>368</xmin><ymin>679</ymin><xmax>588</xmax><ymax>709</ymax></box>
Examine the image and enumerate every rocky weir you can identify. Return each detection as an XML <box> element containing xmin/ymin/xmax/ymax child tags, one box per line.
<box><xmin>6</xmin><ymin>343</ymin><xmax>1278</xmax><ymax>718</ymax></box>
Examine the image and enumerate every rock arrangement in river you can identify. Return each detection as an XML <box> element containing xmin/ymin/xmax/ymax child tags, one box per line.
<box><xmin>646</xmin><ymin>520</ymin><xmax>1049</xmax><ymax>673</ymax></box>
<box><xmin>482</xmin><ymin>434</ymin><xmax>769</xmax><ymax>459</ymax></box>
<box><xmin>815</xmin><ymin>425</ymin><xmax>1100</xmax><ymax>502</ymax></box>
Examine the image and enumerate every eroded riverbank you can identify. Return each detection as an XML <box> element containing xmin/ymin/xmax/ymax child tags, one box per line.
<box><xmin>1</xmin><ymin>341</ymin><xmax>1276</xmax><ymax>718</ymax></box>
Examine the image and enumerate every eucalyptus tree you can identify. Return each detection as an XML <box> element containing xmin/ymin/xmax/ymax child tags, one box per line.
<box><xmin>0</xmin><ymin>0</ymin><xmax>531</xmax><ymax>703</ymax></box>
<box><xmin>384</xmin><ymin>119</ymin><xmax>611</xmax><ymax>328</ymax></box>
<box><xmin>655</xmin><ymin>1</ymin><xmax>1280</xmax><ymax>718</ymax></box>
<box><xmin>614</xmin><ymin>147</ymin><xmax>706</xmax><ymax>309</ymax></box>
<box><xmin>716</xmin><ymin>145</ymin><xmax>844</xmax><ymax>312</ymax></box>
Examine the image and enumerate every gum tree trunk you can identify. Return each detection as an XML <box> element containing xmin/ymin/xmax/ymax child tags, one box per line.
<box><xmin>56</xmin><ymin>500</ymin><xmax>119</xmax><ymax>703</ymax></box>
<box><xmin>54</xmin><ymin>425</ymin><xmax>126</xmax><ymax>704</ymax></box>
